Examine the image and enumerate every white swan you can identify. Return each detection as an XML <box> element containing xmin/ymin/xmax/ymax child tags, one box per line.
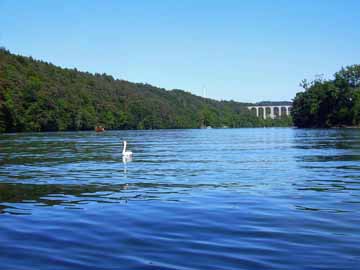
<box><xmin>122</xmin><ymin>141</ymin><xmax>133</xmax><ymax>157</ymax></box>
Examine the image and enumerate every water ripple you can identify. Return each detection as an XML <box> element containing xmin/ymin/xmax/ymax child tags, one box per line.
<box><xmin>0</xmin><ymin>128</ymin><xmax>360</xmax><ymax>269</ymax></box>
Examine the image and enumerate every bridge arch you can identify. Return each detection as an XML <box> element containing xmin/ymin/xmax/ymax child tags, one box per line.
<box><xmin>258</xmin><ymin>107</ymin><xmax>265</xmax><ymax>119</ymax></box>
<box><xmin>274</xmin><ymin>107</ymin><xmax>280</xmax><ymax>118</ymax></box>
<box><xmin>250</xmin><ymin>107</ymin><xmax>257</xmax><ymax>115</ymax></box>
<box><xmin>265</xmin><ymin>107</ymin><xmax>271</xmax><ymax>118</ymax></box>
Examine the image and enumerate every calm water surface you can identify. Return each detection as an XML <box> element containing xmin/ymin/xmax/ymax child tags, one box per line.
<box><xmin>0</xmin><ymin>128</ymin><xmax>359</xmax><ymax>269</ymax></box>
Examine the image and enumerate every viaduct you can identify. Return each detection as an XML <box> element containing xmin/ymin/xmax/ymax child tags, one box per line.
<box><xmin>247</xmin><ymin>102</ymin><xmax>292</xmax><ymax>119</ymax></box>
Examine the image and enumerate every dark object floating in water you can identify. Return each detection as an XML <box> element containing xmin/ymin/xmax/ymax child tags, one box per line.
<box><xmin>95</xmin><ymin>126</ymin><xmax>105</xmax><ymax>132</ymax></box>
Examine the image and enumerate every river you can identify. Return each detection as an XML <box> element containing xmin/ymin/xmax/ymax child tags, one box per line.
<box><xmin>0</xmin><ymin>128</ymin><xmax>359</xmax><ymax>269</ymax></box>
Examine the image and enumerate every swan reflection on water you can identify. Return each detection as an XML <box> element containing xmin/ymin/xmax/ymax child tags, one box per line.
<box><xmin>122</xmin><ymin>155</ymin><xmax>132</xmax><ymax>174</ymax></box>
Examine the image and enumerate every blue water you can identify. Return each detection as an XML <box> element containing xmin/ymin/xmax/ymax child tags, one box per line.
<box><xmin>0</xmin><ymin>128</ymin><xmax>359</xmax><ymax>269</ymax></box>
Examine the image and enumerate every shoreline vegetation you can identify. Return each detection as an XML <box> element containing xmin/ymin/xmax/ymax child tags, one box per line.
<box><xmin>0</xmin><ymin>48</ymin><xmax>291</xmax><ymax>133</ymax></box>
<box><xmin>292</xmin><ymin>65</ymin><xmax>360</xmax><ymax>128</ymax></box>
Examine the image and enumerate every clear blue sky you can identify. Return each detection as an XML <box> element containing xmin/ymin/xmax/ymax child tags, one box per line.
<box><xmin>1</xmin><ymin>0</ymin><xmax>359</xmax><ymax>102</ymax></box>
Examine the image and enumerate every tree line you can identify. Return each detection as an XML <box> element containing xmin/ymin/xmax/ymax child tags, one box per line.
<box><xmin>0</xmin><ymin>48</ymin><xmax>292</xmax><ymax>133</ymax></box>
<box><xmin>291</xmin><ymin>65</ymin><xmax>360</xmax><ymax>128</ymax></box>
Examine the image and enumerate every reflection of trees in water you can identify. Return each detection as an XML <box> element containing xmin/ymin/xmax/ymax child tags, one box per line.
<box><xmin>0</xmin><ymin>181</ymin><xmax>252</xmax><ymax>215</ymax></box>
<box><xmin>293</xmin><ymin>129</ymin><xmax>360</xmax><ymax>164</ymax></box>
<box><xmin>289</xmin><ymin>129</ymin><xmax>360</xmax><ymax>213</ymax></box>
<box><xmin>0</xmin><ymin>183</ymin><xmax>130</xmax><ymax>215</ymax></box>
<box><xmin>293</xmin><ymin>129</ymin><xmax>360</xmax><ymax>150</ymax></box>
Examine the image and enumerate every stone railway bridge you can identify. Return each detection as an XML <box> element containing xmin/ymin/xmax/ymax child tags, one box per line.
<box><xmin>247</xmin><ymin>102</ymin><xmax>292</xmax><ymax>119</ymax></box>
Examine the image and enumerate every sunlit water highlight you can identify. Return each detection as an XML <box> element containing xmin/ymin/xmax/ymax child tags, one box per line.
<box><xmin>0</xmin><ymin>128</ymin><xmax>359</xmax><ymax>269</ymax></box>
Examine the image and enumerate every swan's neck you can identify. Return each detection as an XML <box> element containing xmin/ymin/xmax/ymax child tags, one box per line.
<box><xmin>122</xmin><ymin>142</ymin><xmax>127</xmax><ymax>154</ymax></box>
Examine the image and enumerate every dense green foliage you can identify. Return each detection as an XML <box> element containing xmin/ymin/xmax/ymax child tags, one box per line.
<box><xmin>0</xmin><ymin>49</ymin><xmax>291</xmax><ymax>132</ymax></box>
<box><xmin>292</xmin><ymin>65</ymin><xmax>360</xmax><ymax>128</ymax></box>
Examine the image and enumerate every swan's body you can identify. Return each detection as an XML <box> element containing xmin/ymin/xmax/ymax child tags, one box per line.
<box><xmin>122</xmin><ymin>141</ymin><xmax>133</xmax><ymax>157</ymax></box>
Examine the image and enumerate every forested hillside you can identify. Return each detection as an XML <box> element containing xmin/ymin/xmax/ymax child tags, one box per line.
<box><xmin>292</xmin><ymin>65</ymin><xmax>360</xmax><ymax>128</ymax></box>
<box><xmin>0</xmin><ymin>48</ymin><xmax>291</xmax><ymax>132</ymax></box>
